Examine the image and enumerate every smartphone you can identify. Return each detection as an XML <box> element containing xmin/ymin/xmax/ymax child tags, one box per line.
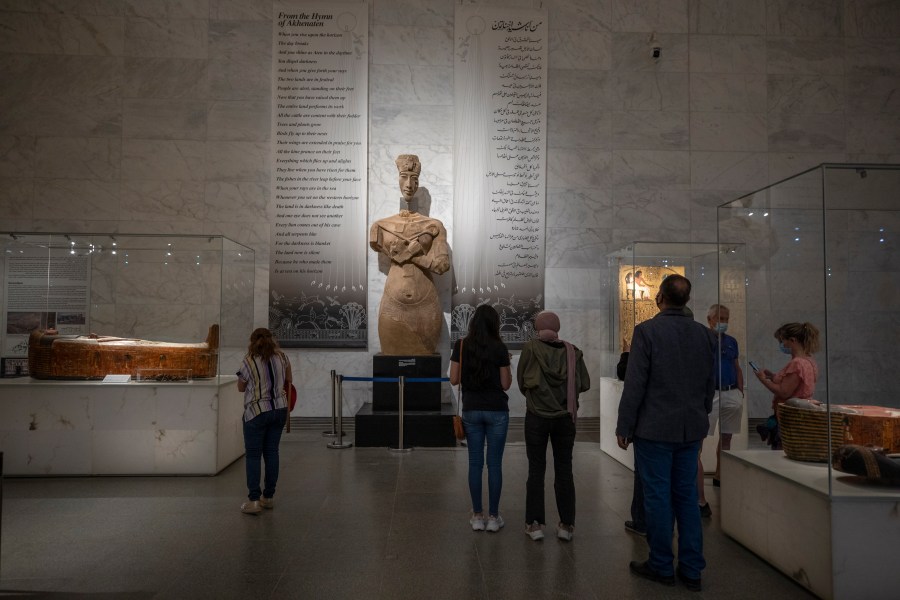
<box><xmin>748</xmin><ymin>360</ymin><xmax>760</xmax><ymax>373</ymax></box>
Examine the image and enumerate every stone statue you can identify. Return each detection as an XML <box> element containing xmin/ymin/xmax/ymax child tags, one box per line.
<box><xmin>370</xmin><ymin>154</ymin><xmax>450</xmax><ymax>355</ymax></box>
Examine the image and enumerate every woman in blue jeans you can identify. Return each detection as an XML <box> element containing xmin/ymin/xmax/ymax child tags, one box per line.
<box><xmin>236</xmin><ymin>328</ymin><xmax>292</xmax><ymax>515</ymax></box>
<box><xmin>450</xmin><ymin>305</ymin><xmax>512</xmax><ymax>532</ymax></box>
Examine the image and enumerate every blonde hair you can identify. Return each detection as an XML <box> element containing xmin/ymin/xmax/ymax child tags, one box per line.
<box><xmin>774</xmin><ymin>322</ymin><xmax>820</xmax><ymax>355</ymax></box>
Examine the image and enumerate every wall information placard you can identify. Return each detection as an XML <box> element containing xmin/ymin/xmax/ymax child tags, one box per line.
<box><xmin>270</xmin><ymin>3</ymin><xmax>368</xmax><ymax>347</ymax></box>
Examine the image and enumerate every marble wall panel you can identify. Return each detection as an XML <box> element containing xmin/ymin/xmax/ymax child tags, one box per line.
<box><xmin>768</xmin><ymin>114</ymin><xmax>846</xmax><ymax>152</ymax></box>
<box><xmin>208</xmin><ymin>19</ymin><xmax>271</xmax><ymax>62</ymax></box>
<box><xmin>612</xmin><ymin>32</ymin><xmax>688</xmax><ymax>72</ymax></box>
<box><xmin>0</xmin><ymin>54</ymin><xmax>123</xmax><ymax>98</ymax></box>
<box><xmin>689</xmin><ymin>34</ymin><xmax>766</xmax><ymax>73</ymax></box>
<box><xmin>767</xmin><ymin>152</ymin><xmax>845</xmax><ymax>184</ymax></box>
<box><xmin>92</xmin><ymin>429</ymin><xmax>158</xmax><ymax>473</ymax></box>
<box><xmin>690</xmin><ymin>112</ymin><xmax>767</xmax><ymax>151</ymax></box>
<box><xmin>0</xmin><ymin>135</ymin><xmax>35</xmax><ymax>178</ymax></box>
<box><xmin>611</xmin><ymin>149</ymin><xmax>690</xmax><ymax>188</ymax></box>
<box><xmin>546</xmin><ymin>188</ymin><xmax>612</xmax><ymax>228</ymax></box>
<box><xmin>611</xmin><ymin>0</ymin><xmax>688</xmax><ymax>33</ymax></box>
<box><xmin>208</xmin><ymin>57</ymin><xmax>270</xmax><ymax>100</ymax></box>
<box><xmin>0</xmin><ymin>178</ymin><xmax>34</xmax><ymax>221</ymax></box>
<box><xmin>843</xmin><ymin>0</ymin><xmax>900</xmax><ymax>38</ymax></box>
<box><xmin>549</xmin><ymin>110</ymin><xmax>612</xmax><ymax>150</ymax></box>
<box><xmin>845</xmin><ymin>38</ymin><xmax>900</xmax><ymax>75</ymax></box>
<box><xmin>0</xmin><ymin>95</ymin><xmax>122</xmax><ymax>137</ymax></box>
<box><xmin>544</xmin><ymin>267</ymin><xmax>607</xmax><ymax>310</ymax></box>
<box><xmin>766</xmin><ymin>37</ymin><xmax>845</xmax><ymax>75</ymax></box>
<box><xmin>206</xmin><ymin>99</ymin><xmax>269</xmax><ymax>141</ymax></box>
<box><xmin>369</xmin><ymin>105</ymin><xmax>453</xmax><ymax>146</ymax></box>
<box><xmin>689</xmin><ymin>0</ymin><xmax>766</xmax><ymax>35</ymax></box>
<box><xmin>612</xmin><ymin>110</ymin><xmax>689</xmax><ymax>149</ymax></box>
<box><xmin>691</xmin><ymin>151</ymin><xmax>768</xmax><ymax>191</ymax></box>
<box><xmin>846</xmin><ymin>74</ymin><xmax>900</xmax><ymax>114</ymax></box>
<box><xmin>613</xmin><ymin>188</ymin><xmax>691</xmax><ymax>231</ymax></box>
<box><xmin>372</xmin><ymin>0</ymin><xmax>453</xmax><ymax>28</ymax></box>
<box><xmin>124</xmin><ymin>17</ymin><xmax>208</xmax><ymax>58</ymax></box>
<box><xmin>34</xmin><ymin>179</ymin><xmax>121</xmax><ymax>221</ymax></box>
<box><xmin>545</xmin><ymin>227</ymin><xmax>611</xmax><ymax>268</ymax></box>
<box><xmin>123</xmin><ymin>58</ymin><xmax>208</xmax><ymax>99</ymax></box>
<box><xmin>550</xmin><ymin>0</ymin><xmax>613</xmax><ymax>33</ymax></box>
<box><xmin>123</xmin><ymin>99</ymin><xmax>207</xmax><ymax>139</ymax></box>
<box><xmin>209</xmin><ymin>0</ymin><xmax>271</xmax><ymax>21</ymax></box>
<box><xmin>205</xmin><ymin>140</ymin><xmax>269</xmax><ymax>182</ymax></box>
<box><xmin>846</xmin><ymin>115</ymin><xmax>900</xmax><ymax>154</ymax></box>
<box><xmin>124</xmin><ymin>0</ymin><xmax>209</xmax><ymax>20</ymax></box>
<box><xmin>690</xmin><ymin>73</ymin><xmax>765</xmax><ymax>112</ymax></box>
<box><xmin>549</xmin><ymin>30</ymin><xmax>612</xmax><ymax>70</ymax></box>
<box><xmin>766</xmin><ymin>0</ymin><xmax>842</xmax><ymax>37</ymax></box>
<box><xmin>369</xmin><ymin>64</ymin><xmax>452</xmax><ymax>105</ymax></box>
<box><xmin>36</xmin><ymin>137</ymin><xmax>121</xmax><ymax>180</ymax></box>
<box><xmin>767</xmin><ymin>74</ymin><xmax>844</xmax><ymax>114</ymax></box>
<box><xmin>547</xmin><ymin>148</ymin><xmax>612</xmax><ymax>188</ymax></box>
<box><xmin>204</xmin><ymin>181</ymin><xmax>268</xmax><ymax>224</ymax></box>
<box><xmin>611</xmin><ymin>72</ymin><xmax>688</xmax><ymax>110</ymax></box>
<box><xmin>371</xmin><ymin>25</ymin><xmax>452</xmax><ymax>66</ymax></box>
<box><xmin>0</xmin><ymin>12</ymin><xmax>124</xmax><ymax>55</ymax></box>
<box><xmin>120</xmin><ymin>180</ymin><xmax>206</xmax><ymax>222</ymax></box>
<box><xmin>121</xmin><ymin>139</ymin><xmax>205</xmax><ymax>180</ymax></box>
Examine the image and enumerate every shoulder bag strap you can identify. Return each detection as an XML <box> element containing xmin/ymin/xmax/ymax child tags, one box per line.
<box><xmin>457</xmin><ymin>339</ymin><xmax>463</xmax><ymax>417</ymax></box>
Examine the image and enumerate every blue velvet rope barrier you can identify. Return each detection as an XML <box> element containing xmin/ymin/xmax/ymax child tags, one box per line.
<box><xmin>339</xmin><ymin>376</ymin><xmax>450</xmax><ymax>383</ymax></box>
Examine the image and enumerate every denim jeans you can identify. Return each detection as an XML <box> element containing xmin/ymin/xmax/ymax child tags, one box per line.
<box><xmin>634</xmin><ymin>437</ymin><xmax>705</xmax><ymax>579</ymax></box>
<box><xmin>243</xmin><ymin>408</ymin><xmax>287</xmax><ymax>501</ymax></box>
<box><xmin>524</xmin><ymin>411</ymin><xmax>576</xmax><ymax>526</ymax></box>
<box><xmin>462</xmin><ymin>410</ymin><xmax>509</xmax><ymax>516</ymax></box>
<box><xmin>630</xmin><ymin>462</ymin><xmax>646</xmax><ymax>531</ymax></box>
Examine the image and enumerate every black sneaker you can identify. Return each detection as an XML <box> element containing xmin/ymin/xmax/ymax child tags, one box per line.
<box><xmin>699</xmin><ymin>502</ymin><xmax>712</xmax><ymax>518</ymax></box>
<box><xmin>624</xmin><ymin>520</ymin><xmax>647</xmax><ymax>536</ymax></box>
<box><xmin>629</xmin><ymin>561</ymin><xmax>675</xmax><ymax>586</ymax></box>
<box><xmin>677</xmin><ymin>566</ymin><xmax>702</xmax><ymax>591</ymax></box>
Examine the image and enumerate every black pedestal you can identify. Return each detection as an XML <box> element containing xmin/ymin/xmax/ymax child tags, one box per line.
<box><xmin>372</xmin><ymin>354</ymin><xmax>441</xmax><ymax>412</ymax></box>
<box><xmin>354</xmin><ymin>403</ymin><xmax>456</xmax><ymax>448</ymax></box>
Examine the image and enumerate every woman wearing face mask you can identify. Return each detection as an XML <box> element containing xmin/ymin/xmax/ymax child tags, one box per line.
<box><xmin>754</xmin><ymin>322</ymin><xmax>820</xmax><ymax>449</ymax></box>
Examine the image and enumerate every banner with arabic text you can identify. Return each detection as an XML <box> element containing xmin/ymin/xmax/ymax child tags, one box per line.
<box><xmin>451</xmin><ymin>6</ymin><xmax>548</xmax><ymax>348</ymax></box>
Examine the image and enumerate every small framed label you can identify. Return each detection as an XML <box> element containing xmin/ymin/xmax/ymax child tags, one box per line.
<box><xmin>1</xmin><ymin>357</ymin><xmax>29</xmax><ymax>377</ymax></box>
<box><xmin>102</xmin><ymin>374</ymin><xmax>132</xmax><ymax>383</ymax></box>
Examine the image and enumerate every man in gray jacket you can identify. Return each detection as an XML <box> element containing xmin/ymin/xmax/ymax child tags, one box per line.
<box><xmin>616</xmin><ymin>274</ymin><xmax>716</xmax><ymax>592</ymax></box>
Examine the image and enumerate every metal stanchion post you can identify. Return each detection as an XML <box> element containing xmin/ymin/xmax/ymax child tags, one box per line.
<box><xmin>323</xmin><ymin>369</ymin><xmax>341</xmax><ymax>437</ymax></box>
<box><xmin>389</xmin><ymin>375</ymin><xmax>413</xmax><ymax>453</ymax></box>
<box><xmin>327</xmin><ymin>375</ymin><xmax>352</xmax><ymax>449</ymax></box>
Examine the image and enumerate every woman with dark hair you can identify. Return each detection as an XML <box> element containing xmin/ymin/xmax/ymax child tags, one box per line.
<box><xmin>754</xmin><ymin>322</ymin><xmax>820</xmax><ymax>449</ymax></box>
<box><xmin>236</xmin><ymin>328</ymin><xmax>292</xmax><ymax>514</ymax></box>
<box><xmin>449</xmin><ymin>305</ymin><xmax>512</xmax><ymax>532</ymax></box>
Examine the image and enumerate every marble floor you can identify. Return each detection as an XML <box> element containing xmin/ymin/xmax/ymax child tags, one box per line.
<box><xmin>0</xmin><ymin>429</ymin><xmax>815</xmax><ymax>599</ymax></box>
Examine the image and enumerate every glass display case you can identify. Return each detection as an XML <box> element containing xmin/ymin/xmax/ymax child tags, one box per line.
<box><xmin>601</xmin><ymin>242</ymin><xmax>748</xmax><ymax>470</ymax></box>
<box><xmin>607</xmin><ymin>241</ymin><xmax>747</xmax><ymax>384</ymax></box>
<box><xmin>0</xmin><ymin>233</ymin><xmax>254</xmax><ymax>381</ymax></box>
<box><xmin>716</xmin><ymin>164</ymin><xmax>900</xmax><ymax>599</ymax></box>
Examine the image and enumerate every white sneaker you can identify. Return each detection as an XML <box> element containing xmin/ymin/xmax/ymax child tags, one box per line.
<box><xmin>241</xmin><ymin>500</ymin><xmax>261</xmax><ymax>515</ymax></box>
<box><xmin>525</xmin><ymin>521</ymin><xmax>544</xmax><ymax>541</ymax></box>
<box><xmin>486</xmin><ymin>515</ymin><xmax>505</xmax><ymax>532</ymax></box>
<box><xmin>470</xmin><ymin>514</ymin><xmax>485</xmax><ymax>531</ymax></box>
<box><xmin>557</xmin><ymin>523</ymin><xmax>573</xmax><ymax>541</ymax></box>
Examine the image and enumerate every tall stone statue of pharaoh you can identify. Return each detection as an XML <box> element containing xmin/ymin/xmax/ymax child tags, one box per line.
<box><xmin>370</xmin><ymin>154</ymin><xmax>450</xmax><ymax>355</ymax></box>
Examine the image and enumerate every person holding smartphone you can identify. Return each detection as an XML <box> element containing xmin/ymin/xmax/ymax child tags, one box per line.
<box><xmin>753</xmin><ymin>322</ymin><xmax>820</xmax><ymax>449</ymax></box>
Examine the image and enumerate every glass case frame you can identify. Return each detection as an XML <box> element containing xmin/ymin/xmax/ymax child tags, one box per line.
<box><xmin>0</xmin><ymin>233</ymin><xmax>254</xmax><ymax>382</ymax></box>
<box><xmin>717</xmin><ymin>163</ymin><xmax>900</xmax><ymax>494</ymax></box>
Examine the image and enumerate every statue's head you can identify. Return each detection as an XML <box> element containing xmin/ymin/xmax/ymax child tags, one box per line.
<box><xmin>395</xmin><ymin>154</ymin><xmax>421</xmax><ymax>201</ymax></box>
